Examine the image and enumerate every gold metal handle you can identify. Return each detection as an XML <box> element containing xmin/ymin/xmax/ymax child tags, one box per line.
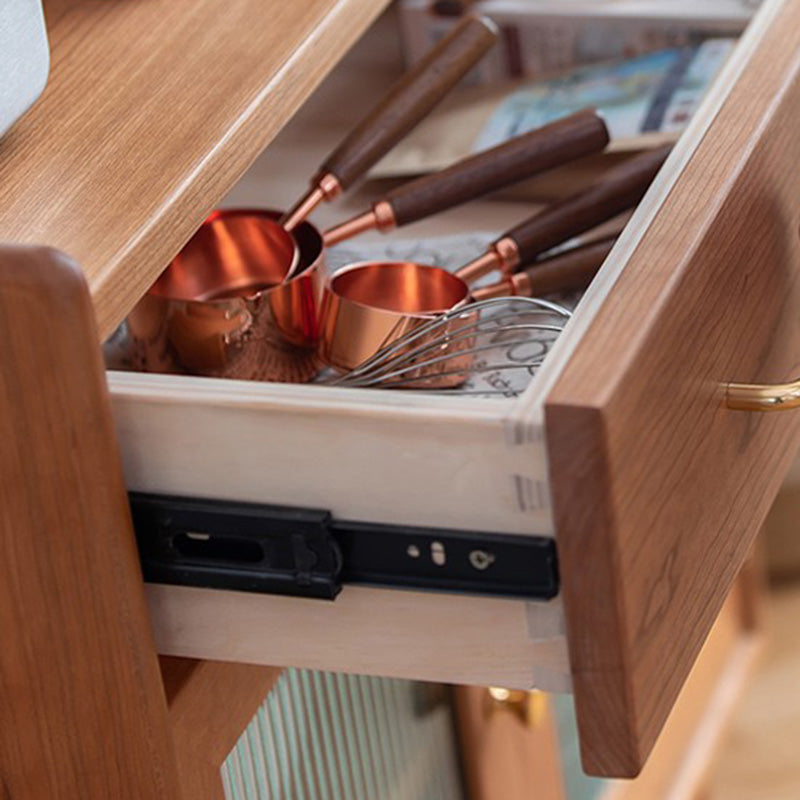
<box><xmin>484</xmin><ymin>687</ymin><xmax>547</xmax><ymax>730</ymax></box>
<box><xmin>726</xmin><ymin>379</ymin><xmax>800</xmax><ymax>411</ymax></box>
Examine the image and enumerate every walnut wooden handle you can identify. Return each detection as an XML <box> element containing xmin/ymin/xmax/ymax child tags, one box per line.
<box><xmin>318</xmin><ymin>16</ymin><xmax>497</xmax><ymax>190</ymax></box>
<box><xmin>384</xmin><ymin>110</ymin><xmax>610</xmax><ymax>227</ymax></box>
<box><xmin>520</xmin><ymin>236</ymin><xmax>616</xmax><ymax>295</ymax></box>
<box><xmin>505</xmin><ymin>145</ymin><xmax>672</xmax><ymax>265</ymax></box>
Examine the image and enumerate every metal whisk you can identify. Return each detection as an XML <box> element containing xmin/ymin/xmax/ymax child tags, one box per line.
<box><xmin>323</xmin><ymin>297</ymin><xmax>571</xmax><ymax>394</ymax></box>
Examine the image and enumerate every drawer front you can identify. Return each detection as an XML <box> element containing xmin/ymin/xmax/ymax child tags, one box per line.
<box><xmin>545</xmin><ymin>0</ymin><xmax>800</xmax><ymax>777</ymax></box>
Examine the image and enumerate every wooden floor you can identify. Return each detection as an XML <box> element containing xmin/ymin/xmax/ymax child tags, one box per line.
<box><xmin>710</xmin><ymin>582</ymin><xmax>800</xmax><ymax>800</ymax></box>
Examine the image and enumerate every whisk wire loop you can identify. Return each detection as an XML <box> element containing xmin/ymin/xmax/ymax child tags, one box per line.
<box><xmin>325</xmin><ymin>296</ymin><xmax>572</xmax><ymax>393</ymax></box>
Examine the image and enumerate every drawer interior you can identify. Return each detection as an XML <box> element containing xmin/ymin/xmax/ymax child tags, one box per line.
<box><xmin>106</xmin><ymin>8</ymin><xmax>745</xmax><ymax>532</ymax></box>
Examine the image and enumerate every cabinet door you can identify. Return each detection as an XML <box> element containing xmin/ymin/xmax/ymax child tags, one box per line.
<box><xmin>455</xmin><ymin>688</ymin><xmax>565</xmax><ymax>800</ymax></box>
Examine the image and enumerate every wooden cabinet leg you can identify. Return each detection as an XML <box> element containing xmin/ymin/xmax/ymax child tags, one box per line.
<box><xmin>161</xmin><ymin>658</ymin><xmax>282</xmax><ymax>798</ymax></box>
<box><xmin>0</xmin><ymin>247</ymin><xmax>182</xmax><ymax>798</ymax></box>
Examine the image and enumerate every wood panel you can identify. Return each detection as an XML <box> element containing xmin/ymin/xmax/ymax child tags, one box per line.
<box><xmin>0</xmin><ymin>246</ymin><xmax>181</xmax><ymax>798</ymax></box>
<box><xmin>145</xmin><ymin>582</ymin><xmax>570</xmax><ymax>691</ymax></box>
<box><xmin>161</xmin><ymin>658</ymin><xmax>282</xmax><ymax>799</ymax></box>
<box><xmin>455</xmin><ymin>688</ymin><xmax>565</xmax><ymax>800</ymax></box>
<box><xmin>0</xmin><ymin>0</ymin><xmax>388</xmax><ymax>339</ymax></box>
<box><xmin>545</xmin><ymin>0</ymin><xmax>800</xmax><ymax>776</ymax></box>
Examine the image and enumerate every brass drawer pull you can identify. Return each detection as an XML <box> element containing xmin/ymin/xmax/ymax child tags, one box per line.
<box><xmin>484</xmin><ymin>687</ymin><xmax>547</xmax><ymax>730</ymax></box>
<box><xmin>726</xmin><ymin>379</ymin><xmax>800</xmax><ymax>411</ymax></box>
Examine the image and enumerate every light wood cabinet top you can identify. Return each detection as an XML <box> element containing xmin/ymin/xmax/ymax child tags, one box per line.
<box><xmin>0</xmin><ymin>0</ymin><xmax>386</xmax><ymax>338</ymax></box>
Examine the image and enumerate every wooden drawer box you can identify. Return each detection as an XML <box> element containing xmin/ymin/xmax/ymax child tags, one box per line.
<box><xmin>108</xmin><ymin>0</ymin><xmax>800</xmax><ymax>778</ymax></box>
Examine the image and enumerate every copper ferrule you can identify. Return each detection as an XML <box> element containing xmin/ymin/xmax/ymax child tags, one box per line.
<box><xmin>323</xmin><ymin>200</ymin><xmax>397</xmax><ymax>246</ymax></box>
<box><xmin>455</xmin><ymin>236</ymin><xmax>521</xmax><ymax>285</ymax></box>
<box><xmin>471</xmin><ymin>272</ymin><xmax>529</xmax><ymax>301</ymax></box>
<box><xmin>281</xmin><ymin>173</ymin><xmax>343</xmax><ymax>232</ymax></box>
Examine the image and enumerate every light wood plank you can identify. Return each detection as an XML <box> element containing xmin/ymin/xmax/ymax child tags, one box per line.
<box><xmin>0</xmin><ymin>246</ymin><xmax>181</xmax><ymax>798</ymax></box>
<box><xmin>0</xmin><ymin>0</ymin><xmax>388</xmax><ymax>339</ymax></box>
<box><xmin>146</xmin><ymin>583</ymin><xmax>571</xmax><ymax>691</ymax></box>
<box><xmin>709</xmin><ymin>582</ymin><xmax>800</xmax><ymax>800</ymax></box>
<box><xmin>545</xmin><ymin>0</ymin><xmax>800</xmax><ymax>776</ymax></box>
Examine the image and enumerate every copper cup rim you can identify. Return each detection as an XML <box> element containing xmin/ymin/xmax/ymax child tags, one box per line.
<box><xmin>148</xmin><ymin>207</ymin><xmax>324</xmax><ymax>306</ymax></box>
<box><xmin>326</xmin><ymin>260</ymin><xmax>472</xmax><ymax>319</ymax></box>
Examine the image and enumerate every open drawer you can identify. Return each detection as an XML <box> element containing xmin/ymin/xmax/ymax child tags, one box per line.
<box><xmin>108</xmin><ymin>0</ymin><xmax>800</xmax><ymax>777</ymax></box>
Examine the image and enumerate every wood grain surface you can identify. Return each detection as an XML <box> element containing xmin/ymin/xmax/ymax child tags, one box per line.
<box><xmin>0</xmin><ymin>246</ymin><xmax>181</xmax><ymax>798</ymax></box>
<box><xmin>545</xmin><ymin>0</ymin><xmax>800</xmax><ymax>777</ymax></box>
<box><xmin>0</xmin><ymin>0</ymin><xmax>388</xmax><ymax>340</ymax></box>
<box><xmin>161</xmin><ymin>657</ymin><xmax>282</xmax><ymax>799</ymax></box>
<box><xmin>145</xmin><ymin>582</ymin><xmax>570</xmax><ymax>691</ymax></box>
<box><xmin>521</xmin><ymin>236</ymin><xmax>616</xmax><ymax>294</ymax></box>
<box><xmin>602</xmin><ymin>573</ymin><xmax>762</xmax><ymax>800</ymax></box>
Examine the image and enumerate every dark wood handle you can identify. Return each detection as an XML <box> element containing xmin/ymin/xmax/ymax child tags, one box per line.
<box><xmin>384</xmin><ymin>110</ymin><xmax>610</xmax><ymax>227</ymax></box>
<box><xmin>520</xmin><ymin>236</ymin><xmax>617</xmax><ymax>295</ymax></box>
<box><xmin>318</xmin><ymin>16</ymin><xmax>497</xmax><ymax>190</ymax></box>
<box><xmin>505</xmin><ymin>145</ymin><xmax>672</xmax><ymax>265</ymax></box>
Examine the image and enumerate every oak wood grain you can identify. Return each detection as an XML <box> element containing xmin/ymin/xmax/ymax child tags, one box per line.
<box><xmin>0</xmin><ymin>246</ymin><xmax>181</xmax><ymax>798</ymax></box>
<box><xmin>161</xmin><ymin>657</ymin><xmax>282</xmax><ymax>799</ymax></box>
<box><xmin>0</xmin><ymin>0</ymin><xmax>388</xmax><ymax>340</ymax></box>
<box><xmin>545</xmin><ymin>0</ymin><xmax>800</xmax><ymax>777</ymax></box>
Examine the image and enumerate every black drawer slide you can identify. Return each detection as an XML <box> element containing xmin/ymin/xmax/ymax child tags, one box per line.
<box><xmin>130</xmin><ymin>493</ymin><xmax>558</xmax><ymax>602</ymax></box>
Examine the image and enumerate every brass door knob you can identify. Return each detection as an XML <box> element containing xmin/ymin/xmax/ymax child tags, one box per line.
<box><xmin>484</xmin><ymin>687</ymin><xmax>547</xmax><ymax>730</ymax></box>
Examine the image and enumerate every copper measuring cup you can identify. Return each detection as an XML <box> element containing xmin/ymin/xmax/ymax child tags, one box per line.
<box><xmin>321</xmin><ymin>145</ymin><xmax>672</xmax><ymax>372</ymax></box>
<box><xmin>126</xmin><ymin>210</ymin><xmax>325</xmax><ymax>382</ymax></box>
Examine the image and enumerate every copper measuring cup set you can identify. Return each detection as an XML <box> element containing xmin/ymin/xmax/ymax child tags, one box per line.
<box><xmin>128</xmin><ymin>15</ymin><xmax>500</xmax><ymax>381</ymax></box>
<box><xmin>128</xmin><ymin>104</ymin><xmax>613</xmax><ymax>381</ymax></box>
<box><xmin>126</xmin><ymin>6</ymin><xmax>671</xmax><ymax>390</ymax></box>
<box><xmin>128</xmin><ymin>211</ymin><xmax>327</xmax><ymax>382</ymax></box>
<box><xmin>320</xmin><ymin>239</ymin><xmax>618</xmax><ymax>391</ymax></box>
<box><xmin>320</xmin><ymin>144</ymin><xmax>671</xmax><ymax>372</ymax></box>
